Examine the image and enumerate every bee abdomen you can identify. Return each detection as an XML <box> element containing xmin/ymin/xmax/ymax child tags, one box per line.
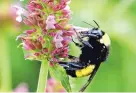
<box><xmin>66</xmin><ymin>65</ymin><xmax>95</xmax><ymax>77</ymax></box>
<box><xmin>75</xmin><ymin>65</ymin><xmax>95</xmax><ymax>77</ymax></box>
<box><xmin>66</xmin><ymin>70</ymin><xmax>77</xmax><ymax>77</ymax></box>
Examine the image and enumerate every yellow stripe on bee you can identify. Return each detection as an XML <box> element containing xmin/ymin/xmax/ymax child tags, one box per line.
<box><xmin>76</xmin><ymin>65</ymin><xmax>95</xmax><ymax>77</ymax></box>
<box><xmin>100</xmin><ymin>33</ymin><xmax>110</xmax><ymax>46</ymax></box>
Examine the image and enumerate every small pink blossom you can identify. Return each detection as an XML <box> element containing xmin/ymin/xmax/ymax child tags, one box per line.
<box><xmin>46</xmin><ymin>78</ymin><xmax>66</xmax><ymax>92</ymax></box>
<box><xmin>62</xmin><ymin>5</ymin><xmax>71</xmax><ymax>16</ymax></box>
<box><xmin>51</xmin><ymin>47</ymin><xmax>69</xmax><ymax>60</ymax></box>
<box><xmin>53</xmin><ymin>31</ymin><xmax>64</xmax><ymax>48</ymax></box>
<box><xmin>61</xmin><ymin>0</ymin><xmax>71</xmax><ymax>4</ymax></box>
<box><xmin>13</xmin><ymin>5</ymin><xmax>27</xmax><ymax>22</ymax></box>
<box><xmin>23</xmin><ymin>18</ymin><xmax>33</xmax><ymax>26</ymax></box>
<box><xmin>23</xmin><ymin>39</ymin><xmax>36</xmax><ymax>50</ymax></box>
<box><xmin>54</xmin><ymin>23</ymin><xmax>64</xmax><ymax>29</ymax></box>
<box><xmin>14</xmin><ymin>6</ymin><xmax>24</xmax><ymax>22</ymax></box>
<box><xmin>22</xmin><ymin>39</ymin><xmax>42</xmax><ymax>51</ymax></box>
<box><xmin>16</xmin><ymin>16</ymin><xmax>22</xmax><ymax>22</ymax></box>
<box><xmin>49</xmin><ymin>32</ymin><xmax>56</xmax><ymax>37</ymax></box>
<box><xmin>46</xmin><ymin>15</ymin><xmax>56</xmax><ymax>30</ymax></box>
<box><xmin>38</xmin><ymin>36</ymin><xmax>43</xmax><ymax>41</ymax></box>
<box><xmin>24</xmin><ymin>11</ymin><xmax>45</xmax><ymax>27</ymax></box>
<box><xmin>27</xmin><ymin>1</ymin><xmax>43</xmax><ymax>12</ymax></box>
<box><xmin>42</xmin><ymin>48</ymin><xmax>48</xmax><ymax>53</ymax></box>
<box><xmin>25</xmin><ymin>29</ymin><xmax>36</xmax><ymax>34</ymax></box>
<box><xmin>55</xmin><ymin>42</ymin><xmax>63</xmax><ymax>48</ymax></box>
<box><xmin>34</xmin><ymin>52</ymin><xmax>40</xmax><ymax>56</ymax></box>
<box><xmin>14</xmin><ymin>83</ymin><xmax>29</xmax><ymax>92</ymax></box>
<box><xmin>63</xmin><ymin>30</ymin><xmax>74</xmax><ymax>36</ymax></box>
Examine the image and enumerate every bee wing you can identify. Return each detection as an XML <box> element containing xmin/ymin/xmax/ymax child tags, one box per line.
<box><xmin>58</xmin><ymin>62</ymin><xmax>84</xmax><ymax>70</ymax></box>
<box><xmin>73</xmin><ymin>26</ymin><xmax>93</xmax><ymax>39</ymax></box>
<box><xmin>73</xmin><ymin>26</ymin><xmax>90</xmax><ymax>33</ymax></box>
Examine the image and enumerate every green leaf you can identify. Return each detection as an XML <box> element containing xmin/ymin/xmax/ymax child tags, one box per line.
<box><xmin>49</xmin><ymin>64</ymin><xmax>72</xmax><ymax>92</ymax></box>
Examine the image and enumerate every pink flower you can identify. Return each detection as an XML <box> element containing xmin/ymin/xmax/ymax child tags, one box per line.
<box><xmin>24</xmin><ymin>11</ymin><xmax>45</xmax><ymax>27</ymax></box>
<box><xmin>24</xmin><ymin>29</ymin><xmax>36</xmax><ymax>34</ymax></box>
<box><xmin>23</xmin><ymin>39</ymin><xmax>36</xmax><ymax>50</ymax></box>
<box><xmin>27</xmin><ymin>1</ymin><xmax>43</xmax><ymax>12</ymax></box>
<box><xmin>14</xmin><ymin>83</ymin><xmax>29</xmax><ymax>92</ymax></box>
<box><xmin>53</xmin><ymin>31</ymin><xmax>64</xmax><ymax>48</ymax></box>
<box><xmin>13</xmin><ymin>6</ymin><xmax>24</xmax><ymax>22</ymax></box>
<box><xmin>62</xmin><ymin>5</ymin><xmax>71</xmax><ymax>16</ymax></box>
<box><xmin>13</xmin><ymin>5</ymin><xmax>27</xmax><ymax>22</ymax></box>
<box><xmin>46</xmin><ymin>15</ymin><xmax>56</xmax><ymax>30</ymax></box>
<box><xmin>61</xmin><ymin>0</ymin><xmax>71</xmax><ymax>4</ymax></box>
<box><xmin>22</xmin><ymin>39</ymin><xmax>42</xmax><ymax>50</ymax></box>
<box><xmin>46</xmin><ymin>78</ymin><xmax>66</xmax><ymax>92</ymax></box>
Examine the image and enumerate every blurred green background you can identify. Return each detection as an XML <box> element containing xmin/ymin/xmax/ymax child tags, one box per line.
<box><xmin>0</xmin><ymin>0</ymin><xmax>136</xmax><ymax>92</ymax></box>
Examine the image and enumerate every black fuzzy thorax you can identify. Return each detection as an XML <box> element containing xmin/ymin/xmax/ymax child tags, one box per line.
<box><xmin>80</xmin><ymin>38</ymin><xmax>109</xmax><ymax>65</ymax></box>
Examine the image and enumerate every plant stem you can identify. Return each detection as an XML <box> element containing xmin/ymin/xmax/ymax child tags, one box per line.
<box><xmin>36</xmin><ymin>59</ymin><xmax>49</xmax><ymax>92</ymax></box>
<box><xmin>0</xmin><ymin>36</ymin><xmax>12</xmax><ymax>91</ymax></box>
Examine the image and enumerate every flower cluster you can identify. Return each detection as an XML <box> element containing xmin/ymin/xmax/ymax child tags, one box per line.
<box><xmin>15</xmin><ymin>0</ymin><xmax>74</xmax><ymax>62</ymax></box>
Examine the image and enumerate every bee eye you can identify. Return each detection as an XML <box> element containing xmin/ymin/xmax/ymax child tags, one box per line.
<box><xmin>89</xmin><ymin>29</ymin><xmax>103</xmax><ymax>39</ymax></box>
<box><xmin>91</xmin><ymin>30</ymin><xmax>98</xmax><ymax>34</ymax></box>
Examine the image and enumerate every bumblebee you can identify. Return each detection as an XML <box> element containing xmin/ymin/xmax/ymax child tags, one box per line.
<box><xmin>58</xmin><ymin>21</ymin><xmax>110</xmax><ymax>92</ymax></box>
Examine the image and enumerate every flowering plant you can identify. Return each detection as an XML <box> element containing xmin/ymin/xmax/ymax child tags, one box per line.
<box><xmin>14</xmin><ymin>0</ymin><xmax>74</xmax><ymax>92</ymax></box>
<box><xmin>16</xmin><ymin>0</ymin><xmax>73</xmax><ymax>62</ymax></box>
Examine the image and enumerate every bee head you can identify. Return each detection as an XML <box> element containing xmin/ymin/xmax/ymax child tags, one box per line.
<box><xmin>85</xmin><ymin>28</ymin><xmax>110</xmax><ymax>46</ymax></box>
<box><xmin>88</xmin><ymin>28</ymin><xmax>104</xmax><ymax>39</ymax></box>
<box><xmin>80</xmin><ymin>21</ymin><xmax>110</xmax><ymax>46</ymax></box>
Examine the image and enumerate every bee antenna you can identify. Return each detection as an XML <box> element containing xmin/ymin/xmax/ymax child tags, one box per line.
<box><xmin>82</xmin><ymin>21</ymin><xmax>95</xmax><ymax>28</ymax></box>
<box><xmin>93</xmin><ymin>20</ymin><xmax>100</xmax><ymax>28</ymax></box>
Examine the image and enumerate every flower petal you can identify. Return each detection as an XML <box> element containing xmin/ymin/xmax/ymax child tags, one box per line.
<box><xmin>46</xmin><ymin>15</ymin><xmax>56</xmax><ymax>30</ymax></box>
<box><xmin>16</xmin><ymin>16</ymin><xmax>22</xmax><ymax>22</ymax></box>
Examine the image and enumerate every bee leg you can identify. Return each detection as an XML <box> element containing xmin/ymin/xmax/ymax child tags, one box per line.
<box><xmin>58</xmin><ymin>61</ymin><xmax>83</xmax><ymax>70</ymax></box>
<box><xmin>73</xmin><ymin>30</ymin><xmax>93</xmax><ymax>48</ymax></box>
<box><xmin>77</xmin><ymin>36</ymin><xmax>93</xmax><ymax>48</ymax></box>
<box><xmin>68</xmin><ymin>55</ymin><xmax>77</xmax><ymax>59</ymax></box>
<box><xmin>72</xmin><ymin>36</ymin><xmax>93</xmax><ymax>48</ymax></box>
<box><xmin>79</xmin><ymin>63</ymin><xmax>101</xmax><ymax>92</ymax></box>
<box><xmin>71</xmin><ymin>37</ymin><xmax>83</xmax><ymax>47</ymax></box>
<box><xmin>79</xmin><ymin>74</ymin><xmax>95</xmax><ymax>92</ymax></box>
<box><xmin>82</xmin><ymin>41</ymin><xmax>93</xmax><ymax>48</ymax></box>
<box><xmin>76</xmin><ymin>35</ymin><xmax>93</xmax><ymax>48</ymax></box>
<box><xmin>68</xmin><ymin>55</ymin><xmax>79</xmax><ymax>62</ymax></box>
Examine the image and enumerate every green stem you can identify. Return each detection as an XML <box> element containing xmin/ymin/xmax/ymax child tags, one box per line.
<box><xmin>36</xmin><ymin>59</ymin><xmax>49</xmax><ymax>92</ymax></box>
<box><xmin>0</xmin><ymin>36</ymin><xmax>12</xmax><ymax>91</ymax></box>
